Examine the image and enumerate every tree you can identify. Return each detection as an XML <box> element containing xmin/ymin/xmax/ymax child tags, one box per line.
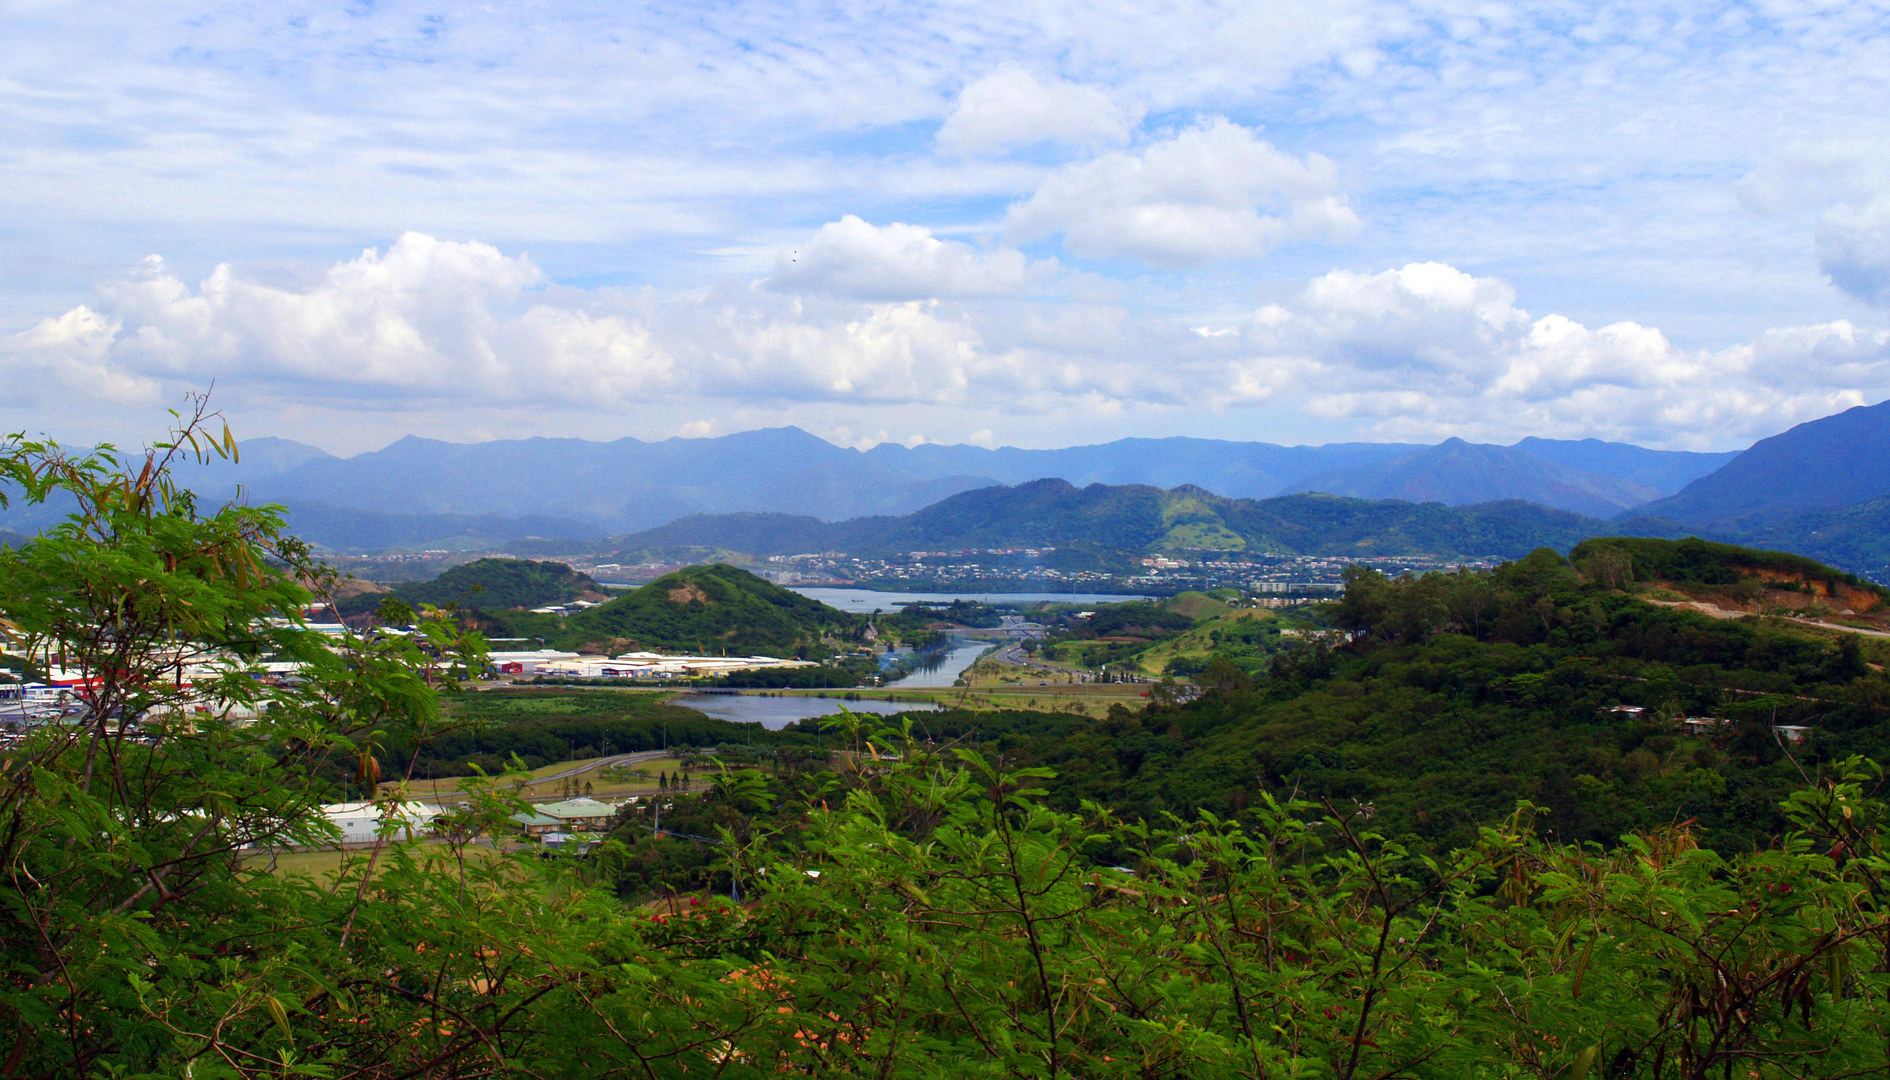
<box><xmin>0</xmin><ymin>405</ymin><xmax>482</xmax><ymax>1076</ymax></box>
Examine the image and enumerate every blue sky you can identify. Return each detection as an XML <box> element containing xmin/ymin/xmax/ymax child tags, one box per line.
<box><xmin>2</xmin><ymin>0</ymin><xmax>1888</xmax><ymax>454</ymax></box>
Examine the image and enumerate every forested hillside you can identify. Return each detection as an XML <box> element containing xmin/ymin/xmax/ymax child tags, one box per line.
<box><xmin>604</xmin><ymin>479</ymin><xmax>1660</xmax><ymax>557</ymax></box>
<box><xmin>390</xmin><ymin>556</ymin><xmax>608</xmax><ymax>611</ymax></box>
<box><xmin>12</xmin><ymin>422</ymin><xmax>1890</xmax><ymax>1078</ymax></box>
<box><xmin>987</xmin><ymin>545</ymin><xmax>1890</xmax><ymax>856</ymax></box>
<box><xmin>557</xmin><ymin>563</ymin><xmax>858</xmax><ymax>654</ymax></box>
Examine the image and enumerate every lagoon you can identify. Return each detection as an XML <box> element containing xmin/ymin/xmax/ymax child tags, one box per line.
<box><xmin>670</xmin><ymin>692</ymin><xmax>940</xmax><ymax>730</ymax></box>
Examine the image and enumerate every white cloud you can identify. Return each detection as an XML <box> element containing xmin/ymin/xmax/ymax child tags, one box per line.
<box><xmin>937</xmin><ymin>69</ymin><xmax>1141</xmax><ymax>155</ymax></box>
<box><xmin>2</xmin><ymin>303</ymin><xmax>161</xmax><ymax>406</ymax></box>
<box><xmin>1818</xmin><ymin>201</ymin><xmax>1890</xmax><ymax>308</ymax></box>
<box><xmin>1236</xmin><ymin>263</ymin><xmax>1890</xmax><ymax>446</ymax></box>
<box><xmin>7</xmin><ymin>234</ymin><xmax>677</xmax><ymax>406</ymax></box>
<box><xmin>766</xmin><ymin>216</ymin><xmax>1036</xmax><ymax>300</ymax></box>
<box><xmin>8</xmin><ymin>239</ymin><xmax>1889</xmax><ymax>455</ymax></box>
<box><xmin>1004</xmin><ymin>119</ymin><xmax>1358</xmax><ymax>267</ymax></box>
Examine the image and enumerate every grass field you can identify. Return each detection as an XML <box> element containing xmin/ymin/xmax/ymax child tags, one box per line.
<box><xmin>245</xmin><ymin>841</ymin><xmax>520</xmax><ymax>880</ymax></box>
<box><xmin>381</xmin><ymin>753</ymin><xmax>686</xmax><ymax>802</ymax></box>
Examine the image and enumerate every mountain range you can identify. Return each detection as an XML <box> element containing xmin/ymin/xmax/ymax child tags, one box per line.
<box><xmin>6</xmin><ymin>400</ymin><xmax>1890</xmax><ymax>575</ymax></box>
<box><xmin>53</xmin><ymin>426</ymin><xmax>1738</xmax><ymax>551</ymax></box>
<box><xmin>1629</xmin><ymin>399</ymin><xmax>1890</xmax><ymax>529</ymax></box>
<box><xmin>606</xmin><ymin>480</ymin><xmax>1656</xmax><ymax>560</ymax></box>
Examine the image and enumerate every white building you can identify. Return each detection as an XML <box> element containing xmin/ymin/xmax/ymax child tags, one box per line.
<box><xmin>322</xmin><ymin>800</ymin><xmax>442</xmax><ymax>844</ymax></box>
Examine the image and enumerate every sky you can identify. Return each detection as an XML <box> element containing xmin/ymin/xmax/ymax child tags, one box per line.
<box><xmin>2</xmin><ymin>0</ymin><xmax>1889</xmax><ymax>457</ymax></box>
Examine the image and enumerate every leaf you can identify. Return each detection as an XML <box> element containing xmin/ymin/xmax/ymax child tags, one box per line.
<box><xmin>1570</xmin><ymin>1043</ymin><xmax>1599</xmax><ymax>1080</ymax></box>
<box><xmin>266</xmin><ymin>994</ymin><xmax>294</xmax><ymax>1045</ymax></box>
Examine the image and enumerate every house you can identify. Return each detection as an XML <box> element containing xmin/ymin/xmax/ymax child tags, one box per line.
<box><xmin>537</xmin><ymin>797</ymin><xmax>617</xmax><ymax>831</ymax></box>
<box><xmin>1774</xmin><ymin>725</ymin><xmax>1811</xmax><ymax>745</ymax></box>
<box><xmin>1678</xmin><ymin>716</ymin><xmax>1725</xmax><ymax>736</ymax></box>
<box><xmin>509</xmin><ymin>811</ymin><xmax>565</xmax><ymax>836</ymax></box>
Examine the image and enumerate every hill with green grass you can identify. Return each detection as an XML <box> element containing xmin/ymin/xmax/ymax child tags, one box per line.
<box><xmin>559</xmin><ymin>564</ymin><xmax>857</xmax><ymax>655</ymax></box>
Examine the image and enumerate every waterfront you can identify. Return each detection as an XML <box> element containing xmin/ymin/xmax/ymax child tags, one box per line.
<box><xmin>884</xmin><ymin>639</ymin><xmax>992</xmax><ymax>688</ymax></box>
<box><xmin>787</xmin><ymin>587</ymin><xmax>1150</xmax><ymax>612</ymax></box>
<box><xmin>669</xmin><ymin>692</ymin><xmax>940</xmax><ymax>730</ymax></box>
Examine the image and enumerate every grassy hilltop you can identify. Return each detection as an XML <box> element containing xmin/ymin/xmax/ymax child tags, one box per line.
<box><xmin>558</xmin><ymin>563</ymin><xmax>857</xmax><ymax>655</ymax></box>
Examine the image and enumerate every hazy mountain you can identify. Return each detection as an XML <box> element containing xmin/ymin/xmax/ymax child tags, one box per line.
<box><xmin>1509</xmin><ymin>438</ymin><xmax>1738</xmax><ymax>494</ymax></box>
<box><xmin>1631</xmin><ymin>399</ymin><xmax>1890</xmax><ymax>528</ymax></box>
<box><xmin>0</xmin><ymin>424</ymin><xmax>1702</xmax><ymax>548</ymax></box>
<box><xmin>244</xmin><ymin>428</ymin><xmax>997</xmax><ymax>535</ymax></box>
<box><xmin>1282</xmin><ymin>439</ymin><xmax>1665</xmax><ymax>517</ymax></box>
<box><xmin>274</xmin><ymin>501</ymin><xmax>604</xmax><ymax>553</ymax></box>
<box><xmin>171</xmin><ymin>436</ymin><xmax>337</xmax><ymax>498</ymax></box>
<box><xmin>865</xmin><ymin>437</ymin><xmax>1422</xmax><ymax>498</ymax></box>
<box><xmin>606</xmin><ymin>478</ymin><xmax>1659</xmax><ymax>559</ymax></box>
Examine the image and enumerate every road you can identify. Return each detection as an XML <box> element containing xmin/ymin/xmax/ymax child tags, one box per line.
<box><xmin>533</xmin><ymin>750</ymin><xmax>673</xmax><ymax>784</ymax></box>
<box><xmin>1645</xmin><ymin>599</ymin><xmax>1890</xmax><ymax>638</ymax></box>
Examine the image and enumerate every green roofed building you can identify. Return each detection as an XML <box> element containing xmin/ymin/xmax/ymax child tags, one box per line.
<box><xmin>536</xmin><ymin>797</ymin><xmax>616</xmax><ymax>831</ymax></box>
<box><xmin>509</xmin><ymin>811</ymin><xmax>564</xmax><ymax>837</ymax></box>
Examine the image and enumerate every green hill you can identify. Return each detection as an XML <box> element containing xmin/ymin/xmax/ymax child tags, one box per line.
<box><xmin>560</xmin><ymin>564</ymin><xmax>857</xmax><ymax>654</ymax></box>
<box><xmin>604</xmin><ymin>480</ymin><xmax>1665</xmax><ymax>559</ymax></box>
<box><xmin>991</xmin><ymin>547</ymin><xmax>1888</xmax><ymax>856</ymax></box>
<box><xmin>1569</xmin><ymin>536</ymin><xmax>1887</xmax><ymax>601</ymax></box>
<box><xmin>1631</xmin><ymin>398</ymin><xmax>1890</xmax><ymax>528</ymax></box>
<box><xmin>1712</xmin><ymin>495</ymin><xmax>1890</xmax><ymax>576</ymax></box>
<box><xmin>381</xmin><ymin>558</ymin><xmax>606</xmax><ymax>612</ymax></box>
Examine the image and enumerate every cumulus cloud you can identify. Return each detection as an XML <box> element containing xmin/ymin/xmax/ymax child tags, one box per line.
<box><xmin>937</xmin><ymin>69</ymin><xmax>1142</xmax><ymax>155</ymax></box>
<box><xmin>1232</xmin><ymin>263</ymin><xmax>1890</xmax><ymax>445</ymax></box>
<box><xmin>1819</xmin><ymin>201</ymin><xmax>1890</xmax><ymax>307</ymax></box>
<box><xmin>4</xmin><ymin>234</ymin><xmax>679</xmax><ymax>407</ymax></box>
<box><xmin>8</xmin><ymin>238</ymin><xmax>1888</xmax><ymax>452</ymax></box>
<box><xmin>1004</xmin><ymin>119</ymin><xmax>1358</xmax><ymax>267</ymax></box>
<box><xmin>766</xmin><ymin>216</ymin><xmax>1036</xmax><ymax>300</ymax></box>
<box><xmin>2</xmin><ymin>304</ymin><xmax>162</xmax><ymax>406</ymax></box>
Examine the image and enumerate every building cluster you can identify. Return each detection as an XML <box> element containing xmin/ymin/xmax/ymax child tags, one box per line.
<box><xmin>1</xmin><ymin>646</ymin><xmax>299</xmax><ymax>741</ymax></box>
<box><xmin>1608</xmin><ymin>705</ymin><xmax>1812</xmax><ymax>745</ymax></box>
<box><xmin>317</xmin><ymin>796</ymin><xmax>620</xmax><ymax>848</ymax></box>
<box><xmin>486</xmin><ymin>648</ymin><xmax>814</xmax><ymax>681</ymax></box>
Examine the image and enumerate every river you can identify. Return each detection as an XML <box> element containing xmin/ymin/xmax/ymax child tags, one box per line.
<box><xmin>787</xmin><ymin>587</ymin><xmax>1150</xmax><ymax>612</ymax></box>
<box><xmin>669</xmin><ymin>692</ymin><xmax>941</xmax><ymax>730</ymax></box>
<box><xmin>883</xmin><ymin>638</ymin><xmax>992</xmax><ymax>688</ymax></box>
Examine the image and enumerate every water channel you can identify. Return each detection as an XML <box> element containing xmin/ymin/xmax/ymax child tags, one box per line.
<box><xmin>667</xmin><ymin>588</ymin><xmax>1150</xmax><ymax>728</ymax></box>
<box><xmin>788</xmin><ymin>587</ymin><xmax>1149</xmax><ymax>612</ymax></box>
<box><xmin>669</xmin><ymin>692</ymin><xmax>940</xmax><ymax>730</ymax></box>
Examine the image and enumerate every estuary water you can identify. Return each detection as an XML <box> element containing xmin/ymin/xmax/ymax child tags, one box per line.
<box><xmin>669</xmin><ymin>692</ymin><xmax>940</xmax><ymax>730</ymax></box>
<box><xmin>884</xmin><ymin>639</ymin><xmax>992</xmax><ymax>688</ymax></box>
<box><xmin>787</xmin><ymin>587</ymin><xmax>1150</xmax><ymax>612</ymax></box>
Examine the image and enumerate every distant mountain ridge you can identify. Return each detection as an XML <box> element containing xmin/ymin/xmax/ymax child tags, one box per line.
<box><xmin>1631</xmin><ymin>399</ymin><xmax>1890</xmax><ymax>529</ymax></box>
<box><xmin>0</xmin><ymin>423</ymin><xmax>1762</xmax><ymax>553</ymax></box>
<box><xmin>145</xmin><ymin>426</ymin><xmax>1739</xmax><ymax>551</ymax></box>
<box><xmin>608</xmin><ymin>478</ymin><xmax>1662</xmax><ymax>559</ymax></box>
<box><xmin>1284</xmin><ymin>439</ymin><xmax>1667</xmax><ymax>517</ymax></box>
